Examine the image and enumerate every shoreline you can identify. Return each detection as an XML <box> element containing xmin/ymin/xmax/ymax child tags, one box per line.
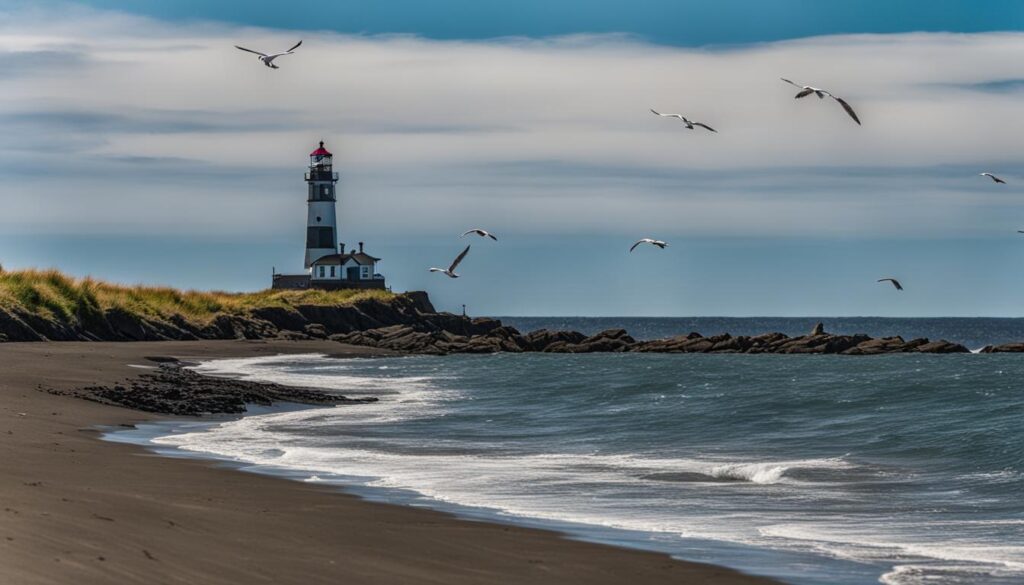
<box><xmin>0</xmin><ymin>340</ymin><xmax>777</xmax><ymax>585</ymax></box>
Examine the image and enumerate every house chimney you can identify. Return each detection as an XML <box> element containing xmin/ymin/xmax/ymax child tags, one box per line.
<box><xmin>359</xmin><ymin>242</ymin><xmax>364</xmax><ymax>253</ymax></box>
<box><xmin>339</xmin><ymin>242</ymin><xmax>345</xmax><ymax>255</ymax></box>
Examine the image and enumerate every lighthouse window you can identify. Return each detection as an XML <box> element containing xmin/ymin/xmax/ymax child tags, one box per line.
<box><xmin>322</xmin><ymin>186</ymin><xmax>330</xmax><ymax>196</ymax></box>
<box><xmin>316</xmin><ymin>216</ymin><xmax>322</xmax><ymax>223</ymax></box>
<box><xmin>307</xmin><ymin>227</ymin><xmax>335</xmax><ymax>248</ymax></box>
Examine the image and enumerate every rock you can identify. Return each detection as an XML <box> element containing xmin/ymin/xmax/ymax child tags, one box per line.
<box><xmin>103</xmin><ymin>307</ymin><xmax>151</xmax><ymax>341</ymax></box>
<box><xmin>980</xmin><ymin>343</ymin><xmax>1024</xmax><ymax>353</ymax></box>
<box><xmin>0</xmin><ymin>307</ymin><xmax>45</xmax><ymax>341</ymax></box>
<box><xmin>810</xmin><ymin>322</ymin><xmax>825</xmax><ymax>336</ymax></box>
<box><xmin>303</xmin><ymin>324</ymin><xmax>329</xmax><ymax>339</ymax></box>
<box><xmin>249</xmin><ymin>306</ymin><xmax>308</xmax><ymax>332</ymax></box>
<box><xmin>916</xmin><ymin>340</ymin><xmax>970</xmax><ymax>353</ymax></box>
<box><xmin>57</xmin><ymin>364</ymin><xmax>377</xmax><ymax>415</ymax></box>
<box><xmin>524</xmin><ymin>329</ymin><xmax>587</xmax><ymax>352</ymax></box>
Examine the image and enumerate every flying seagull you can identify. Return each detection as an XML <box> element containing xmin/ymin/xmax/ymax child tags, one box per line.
<box><xmin>980</xmin><ymin>172</ymin><xmax>1007</xmax><ymax>184</ymax></box>
<box><xmin>234</xmin><ymin>40</ymin><xmax>303</xmax><ymax>69</ymax></box>
<box><xmin>780</xmin><ymin>78</ymin><xmax>861</xmax><ymax>125</ymax></box>
<box><xmin>650</xmin><ymin>109</ymin><xmax>717</xmax><ymax>132</ymax></box>
<box><xmin>877</xmin><ymin>278</ymin><xmax>903</xmax><ymax>291</ymax></box>
<box><xmin>429</xmin><ymin>245</ymin><xmax>471</xmax><ymax>278</ymax></box>
<box><xmin>630</xmin><ymin>238</ymin><xmax>668</xmax><ymax>253</ymax></box>
<box><xmin>461</xmin><ymin>228</ymin><xmax>497</xmax><ymax>241</ymax></box>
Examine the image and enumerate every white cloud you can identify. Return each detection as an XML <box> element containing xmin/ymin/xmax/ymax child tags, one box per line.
<box><xmin>2</xmin><ymin>5</ymin><xmax>1024</xmax><ymax>239</ymax></box>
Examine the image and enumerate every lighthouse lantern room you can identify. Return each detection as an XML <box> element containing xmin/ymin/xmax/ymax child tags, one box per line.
<box><xmin>271</xmin><ymin>140</ymin><xmax>387</xmax><ymax>291</ymax></box>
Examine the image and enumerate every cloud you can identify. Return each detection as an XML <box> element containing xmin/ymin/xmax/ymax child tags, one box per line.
<box><xmin>2</xmin><ymin>5</ymin><xmax>1024</xmax><ymax>239</ymax></box>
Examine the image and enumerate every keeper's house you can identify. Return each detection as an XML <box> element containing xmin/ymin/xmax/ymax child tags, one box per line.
<box><xmin>272</xmin><ymin>141</ymin><xmax>386</xmax><ymax>290</ymax></box>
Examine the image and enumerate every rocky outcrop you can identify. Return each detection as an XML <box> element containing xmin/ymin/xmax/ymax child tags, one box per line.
<box><xmin>0</xmin><ymin>291</ymin><xmax>978</xmax><ymax>356</ymax></box>
<box><xmin>0</xmin><ymin>292</ymin><xmax>461</xmax><ymax>343</ymax></box>
<box><xmin>50</xmin><ymin>360</ymin><xmax>377</xmax><ymax>415</ymax></box>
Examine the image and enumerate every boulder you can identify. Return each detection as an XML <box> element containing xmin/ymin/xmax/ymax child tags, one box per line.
<box><xmin>915</xmin><ymin>340</ymin><xmax>970</xmax><ymax>353</ymax></box>
<box><xmin>980</xmin><ymin>343</ymin><xmax>1024</xmax><ymax>353</ymax></box>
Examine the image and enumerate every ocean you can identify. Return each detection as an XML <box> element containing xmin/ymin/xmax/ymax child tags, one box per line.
<box><xmin>110</xmin><ymin>317</ymin><xmax>1024</xmax><ymax>585</ymax></box>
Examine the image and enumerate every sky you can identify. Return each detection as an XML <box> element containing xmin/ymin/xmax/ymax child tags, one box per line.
<box><xmin>2</xmin><ymin>0</ymin><xmax>1024</xmax><ymax>316</ymax></box>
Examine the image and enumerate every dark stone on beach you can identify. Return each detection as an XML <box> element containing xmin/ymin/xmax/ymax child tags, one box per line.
<box><xmin>55</xmin><ymin>364</ymin><xmax>376</xmax><ymax>416</ymax></box>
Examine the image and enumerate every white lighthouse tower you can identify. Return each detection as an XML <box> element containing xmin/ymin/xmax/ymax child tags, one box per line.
<box><xmin>304</xmin><ymin>141</ymin><xmax>339</xmax><ymax>268</ymax></box>
<box><xmin>271</xmin><ymin>140</ymin><xmax>386</xmax><ymax>291</ymax></box>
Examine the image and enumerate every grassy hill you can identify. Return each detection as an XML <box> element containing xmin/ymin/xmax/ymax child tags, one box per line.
<box><xmin>0</xmin><ymin>268</ymin><xmax>432</xmax><ymax>342</ymax></box>
<box><xmin>0</xmin><ymin>268</ymin><xmax>393</xmax><ymax>324</ymax></box>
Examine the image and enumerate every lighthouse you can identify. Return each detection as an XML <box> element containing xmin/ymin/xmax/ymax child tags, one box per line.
<box><xmin>304</xmin><ymin>141</ymin><xmax>339</xmax><ymax>268</ymax></box>
<box><xmin>272</xmin><ymin>140</ymin><xmax>387</xmax><ymax>291</ymax></box>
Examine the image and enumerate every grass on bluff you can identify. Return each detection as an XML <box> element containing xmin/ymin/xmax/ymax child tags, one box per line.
<box><xmin>0</xmin><ymin>268</ymin><xmax>393</xmax><ymax>323</ymax></box>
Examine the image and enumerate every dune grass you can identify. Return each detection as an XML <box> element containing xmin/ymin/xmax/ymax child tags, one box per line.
<box><xmin>0</xmin><ymin>268</ymin><xmax>394</xmax><ymax>323</ymax></box>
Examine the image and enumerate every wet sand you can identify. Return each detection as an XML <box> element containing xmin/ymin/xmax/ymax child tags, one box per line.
<box><xmin>0</xmin><ymin>340</ymin><xmax>776</xmax><ymax>584</ymax></box>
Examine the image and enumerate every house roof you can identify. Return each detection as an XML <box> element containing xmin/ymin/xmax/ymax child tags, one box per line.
<box><xmin>311</xmin><ymin>251</ymin><xmax>381</xmax><ymax>266</ymax></box>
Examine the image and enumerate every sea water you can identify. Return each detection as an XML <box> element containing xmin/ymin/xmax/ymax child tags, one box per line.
<box><xmin>113</xmin><ymin>318</ymin><xmax>1024</xmax><ymax>585</ymax></box>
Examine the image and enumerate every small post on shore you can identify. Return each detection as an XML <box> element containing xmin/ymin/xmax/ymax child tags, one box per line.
<box><xmin>462</xmin><ymin>304</ymin><xmax>467</xmax><ymax>317</ymax></box>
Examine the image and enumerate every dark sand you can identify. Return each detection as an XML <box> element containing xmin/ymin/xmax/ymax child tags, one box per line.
<box><xmin>0</xmin><ymin>341</ymin><xmax>777</xmax><ymax>584</ymax></box>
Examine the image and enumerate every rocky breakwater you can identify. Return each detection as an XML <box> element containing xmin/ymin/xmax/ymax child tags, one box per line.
<box><xmin>330</xmin><ymin>322</ymin><xmax>971</xmax><ymax>355</ymax></box>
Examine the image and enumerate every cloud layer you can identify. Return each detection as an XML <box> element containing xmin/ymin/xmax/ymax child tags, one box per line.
<box><xmin>2</xmin><ymin>5</ymin><xmax>1024</xmax><ymax>242</ymax></box>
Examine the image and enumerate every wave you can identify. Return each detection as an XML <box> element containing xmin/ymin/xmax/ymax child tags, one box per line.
<box><xmin>140</xmin><ymin>352</ymin><xmax>1024</xmax><ymax>585</ymax></box>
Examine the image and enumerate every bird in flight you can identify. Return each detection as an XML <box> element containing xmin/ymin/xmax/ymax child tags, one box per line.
<box><xmin>234</xmin><ymin>40</ymin><xmax>303</xmax><ymax>69</ymax></box>
<box><xmin>429</xmin><ymin>245</ymin><xmax>471</xmax><ymax>278</ymax></box>
<box><xmin>630</xmin><ymin>238</ymin><xmax>668</xmax><ymax>253</ymax></box>
<box><xmin>780</xmin><ymin>78</ymin><xmax>861</xmax><ymax>125</ymax></box>
<box><xmin>980</xmin><ymin>172</ymin><xmax>1007</xmax><ymax>184</ymax></box>
<box><xmin>461</xmin><ymin>228</ymin><xmax>498</xmax><ymax>241</ymax></box>
<box><xmin>877</xmin><ymin>278</ymin><xmax>903</xmax><ymax>291</ymax></box>
<box><xmin>650</xmin><ymin>109</ymin><xmax>717</xmax><ymax>132</ymax></box>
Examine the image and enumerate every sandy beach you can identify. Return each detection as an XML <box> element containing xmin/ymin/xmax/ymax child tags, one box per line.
<box><xmin>0</xmin><ymin>340</ymin><xmax>775</xmax><ymax>585</ymax></box>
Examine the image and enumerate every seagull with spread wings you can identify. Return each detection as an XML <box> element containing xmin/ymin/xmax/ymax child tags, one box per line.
<box><xmin>877</xmin><ymin>278</ymin><xmax>903</xmax><ymax>291</ymax></box>
<box><xmin>461</xmin><ymin>228</ymin><xmax>498</xmax><ymax>241</ymax></box>
<box><xmin>780</xmin><ymin>78</ymin><xmax>861</xmax><ymax>125</ymax></box>
<box><xmin>429</xmin><ymin>245</ymin><xmax>471</xmax><ymax>278</ymax></box>
<box><xmin>650</xmin><ymin>109</ymin><xmax>717</xmax><ymax>132</ymax></box>
<box><xmin>980</xmin><ymin>172</ymin><xmax>1007</xmax><ymax>184</ymax></box>
<box><xmin>234</xmin><ymin>40</ymin><xmax>303</xmax><ymax>69</ymax></box>
<box><xmin>630</xmin><ymin>238</ymin><xmax>668</xmax><ymax>253</ymax></box>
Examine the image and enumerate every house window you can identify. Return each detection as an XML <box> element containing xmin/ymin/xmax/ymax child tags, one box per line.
<box><xmin>361</xmin><ymin>266</ymin><xmax>370</xmax><ymax>279</ymax></box>
<box><xmin>318</xmin><ymin>266</ymin><xmax>325</xmax><ymax>278</ymax></box>
<box><xmin>330</xmin><ymin>266</ymin><xmax>335</xmax><ymax>278</ymax></box>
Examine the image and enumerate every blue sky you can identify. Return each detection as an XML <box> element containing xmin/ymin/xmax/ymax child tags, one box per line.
<box><xmin>68</xmin><ymin>0</ymin><xmax>1024</xmax><ymax>45</ymax></box>
<box><xmin>2</xmin><ymin>1</ymin><xmax>1024</xmax><ymax>316</ymax></box>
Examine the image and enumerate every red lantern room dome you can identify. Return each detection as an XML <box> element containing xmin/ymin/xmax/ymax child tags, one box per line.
<box><xmin>310</xmin><ymin>140</ymin><xmax>332</xmax><ymax>157</ymax></box>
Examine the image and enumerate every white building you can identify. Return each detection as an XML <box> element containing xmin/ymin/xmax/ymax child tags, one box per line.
<box><xmin>272</xmin><ymin>141</ymin><xmax>387</xmax><ymax>290</ymax></box>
